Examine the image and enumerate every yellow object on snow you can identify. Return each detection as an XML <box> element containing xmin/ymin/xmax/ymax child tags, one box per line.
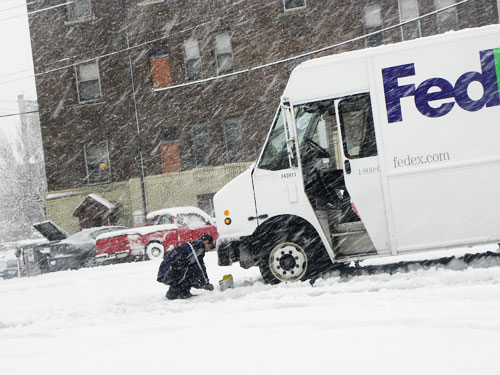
<box><xmin>219</xmin><ymin>274</ymin><xmax>234</xmax><ymax>291</ymax></box>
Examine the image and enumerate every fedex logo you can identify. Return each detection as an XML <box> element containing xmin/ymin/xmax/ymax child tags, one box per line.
<box><xmin>382</xmin><ymin>48</ymin><xmax>500</xmax><ymax>123</ymax></box>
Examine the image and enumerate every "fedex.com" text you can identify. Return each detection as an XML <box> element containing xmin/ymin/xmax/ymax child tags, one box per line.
<box><xmin>393</xmin><ymin>152</ymin><xmax>450</xmax><ymax>168</ymax></box>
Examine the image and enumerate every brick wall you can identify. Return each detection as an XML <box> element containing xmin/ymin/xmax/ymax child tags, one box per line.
<box><xmin>46</xmin><ymin>163</ymin><xmax>251</xmax><ymax>234</ymax></box>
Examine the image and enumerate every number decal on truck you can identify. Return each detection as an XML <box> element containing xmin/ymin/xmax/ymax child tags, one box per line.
<box><xmin>281</xmin><ymin>172</ymin><xmax>297</xmax><ymax>179</ymax></box>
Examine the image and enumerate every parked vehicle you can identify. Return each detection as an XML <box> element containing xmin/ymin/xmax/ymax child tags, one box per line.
<box><xmin>214</xmin><ymin>25</ymin><xmax>500</xmax><ymax>284</ymax></box>
<box><xmin>0</xmin><ymin>251</ymin><xmax>22</xmax><ymax>279</ymax></box>
<box><xmin>95</xmin><ymin>206</ymin><xmax>218</xmax><ymax>262</ymax></box>
<box><xmin>34</xmin><ymin>221</ymin><xmax>126</xmax><ymax>271</ymax></box>
<box><xmin>0</xmin><ymin>238</ymin><xmax>50</xmax><ymax>279</ymax></box>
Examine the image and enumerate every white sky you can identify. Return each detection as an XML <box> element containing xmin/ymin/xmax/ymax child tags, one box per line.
<box><xmin>0</xmin><ymin>0</ymin><xmax>36</xmax><ymax>139</ymax></box>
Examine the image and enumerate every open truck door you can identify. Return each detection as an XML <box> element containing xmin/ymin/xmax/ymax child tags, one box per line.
<box><xmin>335</xmin><ymin>93</ymin><xmax>390</xmax><ymax>254</ymax></box>
<box><xmin>251</xmin><ymin>101</ymin><xmax>303</xmax><ymax>225</ymax></box>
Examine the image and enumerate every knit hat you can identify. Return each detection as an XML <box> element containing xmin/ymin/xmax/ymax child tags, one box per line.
<box><xmin>198</xmin><ymin>233</ymin><xmax>215</xmax><ymax>248</ymax></box>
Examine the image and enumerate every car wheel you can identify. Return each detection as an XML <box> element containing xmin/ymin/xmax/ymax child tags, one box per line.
<box><xmin>83</xmin><ymin>256</ymin><xmax>95</xmax><ymax>268</ymax></box>
<box><xmin>258</xmin><ymin>227</ymin><xmax>325</xmax><ymax>284</ymax></box>
<box><xmin>145</xmin><ymin>242</ymin><xmax>165</xmax><ymax>261</ymax></box>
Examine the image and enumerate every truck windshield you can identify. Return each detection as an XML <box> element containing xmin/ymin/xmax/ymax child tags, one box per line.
<box><xmin>257</xmin><ymin>109</ymin><xmax>291</xmax><ymax>171</ymax></box>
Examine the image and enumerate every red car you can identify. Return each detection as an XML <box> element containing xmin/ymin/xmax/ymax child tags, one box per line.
<box><xmin>95</xmin><ymin>206</ymin><xmax>218</xmax><ymax>263</ymax></box>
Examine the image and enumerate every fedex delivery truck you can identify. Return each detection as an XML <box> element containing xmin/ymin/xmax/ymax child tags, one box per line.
<box><xmin>214</xmin><ymin>25</ymin><xmax>500</xmax><ymax>284</ymax></box>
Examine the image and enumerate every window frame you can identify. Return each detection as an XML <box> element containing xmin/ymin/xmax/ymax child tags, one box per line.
<box><xmin>137</xmin><ymin>0</ymin><xmax>165</xmax><ymax>6</ymax></box>
<box><xmin>398</xmin><ymin>0</ymin><xmax>422</xmax><ymax>41</ymax></box>
<box><xmin>215</xmin><ymin>32</ymin><xmax>234</xmax><ymax>75</ymax></box>
<box><xmin>84</xmin><ymin>141</ymin><xmax>111</xmax><ymax>185</ymax></box>
<box><xmin>67</xmin><ymin>0</ymin><xmax>92</xmax><ymax>22</ymax></box>
<box><xmin>283</xmin><ymin>0</ymin><xmax>306</xmax><ymax>12</ymax></box>
<box><xmin>223</xmin><ymin>118</ymin><xmax>243</xmax><ymax>163</ymax></box>
<box><xmin>193</xmin><ymin>122</ymin><xmax>211</xmax><ymax>167</ymax></box>
<box><xmin>434</xmin><ymin>0</ymin><xmax>458</xmax><ymax>34</ymax></box>
<box><xmin>150</xmin><ymin>40</ymin><xmax>172</xmax><ymax>89</ymax></box>
<box><xmin>363</xmin><ymin>3</ymin><xmax>384</xmax><ymax>47</ymax></box>
<box><xmin>183</xmin><ymin>38</ymin><xmax>202</xmax><ymax>81</ymax></box>
<box><xmin>75</xmin><ymin>60</ymin><xmax>102</xmax><ymax>103</ymax></box>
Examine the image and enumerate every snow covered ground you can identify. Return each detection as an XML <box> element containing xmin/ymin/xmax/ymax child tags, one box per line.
<box><xmin>1</xmin><ymin>247</ymin><xmax>500</xmax><ymax>375</ymax></box>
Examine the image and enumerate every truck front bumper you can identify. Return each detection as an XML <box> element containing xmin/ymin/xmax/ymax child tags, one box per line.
<box><xmin>216</xmin><ymin>236</ymin><xmax>258</xmax><ymax>269</ymax></box>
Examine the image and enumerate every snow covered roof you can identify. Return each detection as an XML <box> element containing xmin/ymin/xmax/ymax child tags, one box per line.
<box><xmin>72</xmin><ymin>194</ymin><xmax>116</xmax><ymax>217</ymax></box>
<box><xmin>88</xmin><ymin>194</ymin><xmax>116</xmax><ymax>210</ymax></box>
<box><xmin>16</xmin><ymin>238</ymin><xmax>49</xmax><ymax>247</ymax></box>
<box><xmin>46</xmin><ymin>191</ymin><xmax>80</xmax><ymax>200</ymax></box>
<box><xmin>96</xmin><ymin>224</ymin><xmax>178</xmax><ymax>240</ymax></box>
<box><xmin>146</xmin><ymin>206</ymin><xmax>211</xmax><ymax>220</ymax></box>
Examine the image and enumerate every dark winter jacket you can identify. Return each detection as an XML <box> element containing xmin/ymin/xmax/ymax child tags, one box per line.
<box><xmin>157</xmin><ymin>240</ymin><xmax>209</xmax><ymax>288</ymax></box>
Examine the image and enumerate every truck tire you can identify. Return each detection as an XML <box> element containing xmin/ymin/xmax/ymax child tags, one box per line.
<box><xmin>258</xmin><ymin>226</ymin><xmax>326</xmax><ymax>284</ymax></box>
<box><xmin>145</xmin><ymin>242</ymin><xmax>165</xmax><ymax>261</ymax></box>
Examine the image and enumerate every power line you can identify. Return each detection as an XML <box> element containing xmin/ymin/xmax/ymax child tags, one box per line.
<box><xmin>154</xmin><ymin>0</ymin><xmax>473</xmax><ymax>91</ymax></box>
<box><xmin>0</xmin><ymin>110</ymin><xmax>38</xmax><ymax>118</ymax></box>
<box><xmin>0</xmin><ymin>1</ymin><xmax>72</xmax><ymax>22</ymax></box>
<box><xmin>0</xmin><ymin>0</ymin><xmax>475</xmax><ymax>92</ymax></box>
<box><xmin>0</xmin><ymin>0</ymin><xmax>477</xmax><ymax>122</ymax></box>
<box><xmin>0</xmin><ymin>18</ymin><xmax>219</xmax><ymax>84</ymax></box>
<box><xmin>0</xmin><ymin>0</ymin><xmax>263</xmax><ymax>81</ymax></box>
<box><xmin>0</xmin><ymin>1</ymin><xmax>38</xmax><ymax>13</ymax></box>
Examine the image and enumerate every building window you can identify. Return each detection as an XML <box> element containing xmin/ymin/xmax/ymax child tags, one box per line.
<box><xmin>435</xmin><ymin>0</ymin><xmax>457</xmax><ymax>33</ymax></box>
<box><xmin>67</xmin><ymin>0</ymin><xmax>91</xmax><ymax>20</ymax></box>
<box><xmin>399</xmin><ymin>0</ymin><xmax>421</xmax><ymax>41</ymax></box>
<box><xmin>85</xmin><ymin>142</ymin><xmax>111</xmax><ymax>184</ymax></box>
<box><xmin>76</xmin><ymin>60</ymin><xmax>101</xmax><ymax>102</ymax></box>
<box><xmin>160</xmin><ymin>126</ymin><xmax>178</xmax><ymax>143</ymax></box>
<box><xmin>224</xmin><ymin>118</ymin><xmax>243</xmax><ymax>163</ymax></box>
<box><xmin>283</xmin><ymin>0</ymin><xmax>306</xmax><ymax>11</ymax></box>
<box><xmin>184</xmin><ymin>38</ymin><xmax>202</xmax><ymax>81</ymax></box>
<box><xmin>364</xmin><ymin>4</ymin><xmax>383</xmax><ymax>47</ymax></box>
<box><xmin>160</xmin><ymin>127</ymin><xmax>181</xmax><ymax>173</ymax></box>
<box><xmin>193</xmin><ymin>123</ymin><xmax>210</xmax><ymax>167</ymax></box>
<box><xmin>151</xmin><ymin>40</ymin><xmax>172</xmax><ymax>89</ymax></box>
<box><xmin>197</xmin><ymin>193</ymin><xmax>215</xmax><ymax>217</ymax></box>
<box><xmin>215</xmin><ymin>32</ymin><xmax>233</xmax><ymax>74</ymax></box>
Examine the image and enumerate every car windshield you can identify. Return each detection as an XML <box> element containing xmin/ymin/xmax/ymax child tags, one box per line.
<box><xmin>174</xmin><ymin>213</ymin><xmax>208</xmax><ymax>228</ymax></box>
<box><xmin>147</xmin><ymin>215</ymin><xmax>175</xmax><ymax>226</ymax></box>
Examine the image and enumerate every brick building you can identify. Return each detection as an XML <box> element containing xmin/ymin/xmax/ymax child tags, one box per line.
<box><xmin>28</xmin><ymin>0</ymin><xmax>499</xmax><ymax>232</ymax></box>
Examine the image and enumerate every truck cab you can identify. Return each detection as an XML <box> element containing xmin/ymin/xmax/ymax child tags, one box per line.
<box><xmin>215</xmin><ymin>25</ymin><xmax>500</xmax><ymax>284</ymax></box>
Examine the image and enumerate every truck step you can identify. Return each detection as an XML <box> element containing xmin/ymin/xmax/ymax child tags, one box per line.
<box><xmin>332</xmin><ymin>221</ymin><xmax>366</xmax><ymax>237</ymax></box>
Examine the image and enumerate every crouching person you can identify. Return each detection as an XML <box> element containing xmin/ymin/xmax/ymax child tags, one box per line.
<box><xmin>157</xmin><ymin>234</ymin><xmax>215</xmax><ymax>300</ymax></box>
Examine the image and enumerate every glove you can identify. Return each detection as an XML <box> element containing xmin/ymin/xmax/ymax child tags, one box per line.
<box><xmin>202</xmin><ymin>283</ymin><xmax>214</xmax><ymax>291</ymax></box>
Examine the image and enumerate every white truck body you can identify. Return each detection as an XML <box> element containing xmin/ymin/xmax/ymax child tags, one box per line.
<box><xmin>214</xmin><ymin>25</ymin><xmax>500</xmax><ymax>283</ymax></box>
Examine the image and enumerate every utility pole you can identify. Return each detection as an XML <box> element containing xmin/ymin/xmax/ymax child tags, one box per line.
<box><xmin>119</xmin><ymin>0</ymin><xmax>148</xmax><ymax>221</ymax></box>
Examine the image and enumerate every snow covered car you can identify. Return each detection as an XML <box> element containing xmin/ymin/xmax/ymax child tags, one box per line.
<box><xmin>95</xmin><ymin>206</ymin><xmax>218</xmax><ymax>262</ymax></box>
<box><xmin>34</xmin><ymin>221</ymin><xmax>127</xmax><ymax>271</ymax></box>
<box><xmin>0</xmin><ymin>251</ymin><xmax>23</xmax><ymax>279</ymax></box>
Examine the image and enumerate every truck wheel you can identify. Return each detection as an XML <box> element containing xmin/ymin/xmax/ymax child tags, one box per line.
<box><xmin>259</xmin><ymin>228</ymin><xmax>324</xmax><ymax>284</ymax></box>
<box><xmin>145</xmin><ymin>242</ymin><xmax>164</xmax><ymax>261</ymax></box>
